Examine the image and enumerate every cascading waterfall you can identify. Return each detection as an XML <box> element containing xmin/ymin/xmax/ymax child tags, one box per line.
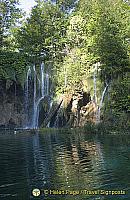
<box><xmin>32</xmin><ymin>64</ymin><xmax>37</xmax><ymax>128</ymax></box>
<box><xmin>24</xmin><ymin>62</ymin><xmax>50</xmax><ymax>129</ymax></box>
<box><xmin>93</xmin><ymin>63</ymin><xmax>97</xmax><ymax>104</ymax></box>
<box><xmin>25</xmin><ymin>66</ymin><xmax>31</xmax><ymax>127</ymax></box>
<box><xmin>33</xmin><ymin>63</ymin><xmax>50</xmax><ymax>129</ymax></box>
<box><xmin>96</xmin><ymin>83</ymin><xmax>108</xmax><ymax>122</ymax></box>
<box><xmin>38</xmin><ymin>78</ymin><xmax>41</xmax><ymax>98</ymax></box>
<box><xmin>92</xmin><ymin>62</ymin><xmax>108</xmax><ymax>123</ymax></box>
<box><xmin>41</xmin><ymin>62</ymin><xmax>45</xmax><ymax>97</ymax></box>
<box><xmin>33</xmin><ymin>96</ymin><xmax>45</xmax><ymax>129</ymax></box>
<box><xmin>46</xmin><ymin>74</ymin><xmax>49</xmax><ymax>96</ymax></box>
<box><xmin>26</xmin><ymin>67</ymin><xmax>31</xmax><ymax>101</ymax></box>
<box><xmin>35</xmin><ymin>78</ymin><xmax>41</xmax><ymax>128</ymax></box>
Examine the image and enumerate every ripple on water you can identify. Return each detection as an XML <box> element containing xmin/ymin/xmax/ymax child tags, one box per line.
<box><xmin>0</xmin><ymin>131</ymin><xmax>130</xmax><ymax>200</ymax></box>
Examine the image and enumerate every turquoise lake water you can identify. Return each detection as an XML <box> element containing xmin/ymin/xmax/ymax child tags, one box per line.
<box><xmin>0</xmin><ymin>130</ymin><xmax>130</xmax><ymax>200</ymax></box>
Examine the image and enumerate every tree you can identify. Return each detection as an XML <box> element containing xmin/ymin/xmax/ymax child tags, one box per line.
<box><xmin>89</xmin><ymin>0</ymin><xmax>129</xmax><ymax>80</ymax></box>
<box><xmin>0</xmin><ymin>0</ymin><xmax>26</xmax><ymax>81</ymax></box>
<box><xmin>56</xmin><ymin>0</ymin><xmax>130</xmax><ymax>124</ymax></box>
<box><xmin>64</xmin><ymin>0</ymin><xmax>130</xmax><ymax>81</ymax></box>
<box><xmin>16</xmin><ymin>1</ymin><xmax>67</xmax><ymax>62</ymax></box>
<box><xmin>0</xmin><ymin>0</ymin><xmax>22</xmax><ymax>50</ymax></box>
<box><xmin>50</xmin><ymin>0</ymin><xmax>77</xmax><ymax>13</ymax></box>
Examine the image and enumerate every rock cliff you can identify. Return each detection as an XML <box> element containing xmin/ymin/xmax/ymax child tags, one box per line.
<box><xmin>0</xmin><ymin>79</ymin><xmax>25</xmax><ymax>128</ymax></box>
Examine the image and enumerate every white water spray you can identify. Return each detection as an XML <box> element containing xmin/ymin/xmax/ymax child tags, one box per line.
<box><xmin>25</xmin><ymin>66</ymin><xmax>31</xmax><ymax>127</ymax></box>
<box><xmin>93</xmin><ymin>63</ymin><xmax>98</xmax><ymax>104</ymax></box>
<box><xmin>25</xmin><ymin>62</ymin><xmax>50</xmax><ymax>129</ymax></box>
<box><xmin>46</xmin><ymin>74</ymin><xmax>49</xmax><ymax>96</ymax></box>
<box><xmin>97</xmin><ymin>83</ymin><xmax>108</xmax><ymax>122</ymax></box>
<box><xmin>41</xmin><ymin>62</ymin><xmax>45</xmax><ymax>97</ymax></box>
<box><xmin>32</xmin><ymin>96</ymin><xmax>45</xmax><ymax>129</ymax></box>
<box><xmin>32</xmin><ymin>64</ymin><xmax>37</xmax><ymax>128</ymax></box>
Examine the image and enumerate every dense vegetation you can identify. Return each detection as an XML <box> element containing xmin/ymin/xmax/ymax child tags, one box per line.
<box><xmin>0</xmin><ymin>0</ymin><xmax>130</xmax><ymax>129</ymax></box>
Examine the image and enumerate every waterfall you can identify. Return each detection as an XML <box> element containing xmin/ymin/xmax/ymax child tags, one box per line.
<box><xmin>24</xmin><ymin>62</ymin><xmax>50</xmax><ymax>129</ymax></box>
<box><xmin>41</xmin><ymin>62</ymin><xmax>45</xmax><ymax>97</ymax></box>
<box><xmin>40</xmin><ymin>64</ymin><xmax>49</xmax><ymax>97</ymax></box>
<box><xmin>93</xmin><ymin>63</ymin><xmax>97</xmax><ymax>104</ymax></box>
<box><xmin>25</xmin><ymin>67</ymin><xmax>31</xmax><ymax>108</ymax></box>
<box><xmin>24</xmin><ymin>66</ymin><xmax>31</xmax><ymax>127</ymax></box>
<box><xmin>97</xmin><ymin>83</ymin><xmax>108</xmax><ymax>122</ymax></box>
<box><xmin>32</xmin><ymin>96</ymin><xmax>45</xmax><ymax>129</ymax></box>
<box><xmin>26</xmin><ymin>67</ymin><xmax>31</xmax><ymax>100</ymax></box>
<box><xmin>38</xmin><ymin>78</ymin><xmax>41</xmax><ymax>98</ymax></box>
<box><xmin>46</xmin><ymin>73</ymin><xmax>49</xmax><ymax>96</ymax></box>
<box><xmin>35</xmin><ymin>78</ymin><xmax>41</xmax><ymax>128</ymax></box>
<box><xmin>32</xmin><ymin>64</ymin><xmax>37</xmax><ymax>128</ymax></box>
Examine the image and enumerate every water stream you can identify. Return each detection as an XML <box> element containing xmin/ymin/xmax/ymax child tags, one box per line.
<box><xmin>93</xmin><ymin>63</ymin><xmax>109</xmax><ymax>123</ymax></box>
<box><xmin>97</xmin><ymin>83</ymin><xmax>109</xmax><ymax>122</ymax></box>
<box><xmin>32</xmin><ymin>65</ymin><xmax>37</xmax><ymax>128</ymax></box>
<box><xmin>25</xmin><ymin>66</ymin><xmax>31</xmax><ymax>127</ymax></box>
<box><xmin>41</xmin><ymin>62</ymin><xmax>45</xmax><ymax>97</ymax></box>
<box><xmin>25</xmin><ymin>63</ymin><xmax>50</xmax><ymax>129</ymax></box>
<box><xmin>93</xmin><ymin>64</ymin><xmax>97</xmax><ymax>104</ymax></box>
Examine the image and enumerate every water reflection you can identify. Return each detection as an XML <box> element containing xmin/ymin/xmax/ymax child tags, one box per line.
<box><xmin>0</xmin><ymin>130</ymin><xmax>130</xmax><ymax>200</ymax></box>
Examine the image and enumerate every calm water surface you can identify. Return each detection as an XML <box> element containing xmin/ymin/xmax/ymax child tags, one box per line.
<box><xmin>0</xmin><ymin>130</ymin><xmax>130</xmax><ymax>200</ymax></box>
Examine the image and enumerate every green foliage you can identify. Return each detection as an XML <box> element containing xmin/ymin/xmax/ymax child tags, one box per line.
<box><xmin>0</xmin><ymin>0</ymin><xmax>130</xmax><ymax>128</ymax></box>
<box><xmin>78</xmin><ymin>0</ymin><xmax>129</xmax><ymax>79</ymax></box>
<box><xmin>50</xmin><ymin>0</ymin><xmax>77</xmax><ymax>13</ymax></box>
<box><xmin>56</xmin><ymin>0</ymin><xmax>129</xmax><ymax>92</ymax></box>
<box><xmin>109</xmin><ymin>76</ymin><xmax>130</xmax><ymax>113</ymax></box>
<box><xmin>103</xmin><ymin>75</ymin><xmax>130</xmax><ymax>130</ymax></box>
<box><xmin>54</xmin><ymin>0</ymin><xmax>130</xmax><ymax>127</ymax></box>
<box><xmin>91</xmin><ymin>1</ymin><xmax>129</xmax><ymax>79</ymax></box>
<box><xmin>0</xmin><ymin>0</ymin><xmax>23</xmax><ymax>50</ymax></box>
<box><xmin>0</xmin><ymin>51</ymin><xmax>27</xmax><ymax>84</ymax></box>
<box><xmin>0</xmin><ymin>0</ymin><xmax>26</xmax><ymax>83</ymax></box>
<box><xmin>16</xmin><ymin>1</ymin><xmax>67</xmax><ymax>61</ymax></box>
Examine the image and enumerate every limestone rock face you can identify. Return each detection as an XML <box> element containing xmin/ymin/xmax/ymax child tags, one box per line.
<box><xmin>79</xmin><ymin>101</ymin><xmax>97</xmax><ymax>126</ymax></box>
<box><xmin>0</xmin><ymin>79</ymin><xmax>26</xmax><ymax>128</ymax></box>
<box><xmin>44</xmin><ymin>91</ymin><xmax>97</xmax><ymax>128</ymax></box>
<box><xmin>70</xmin><ymin>91</ymin><xmax>96</xmax><ymax>127</ymax></box>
